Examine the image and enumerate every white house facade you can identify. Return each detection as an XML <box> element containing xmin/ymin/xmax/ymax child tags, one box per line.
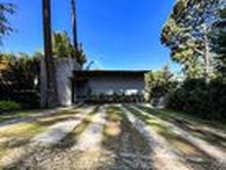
<box><xmin>71</xmin><ymin>70</ymin><xmax>149</xmax><ymax>103</ymax></box>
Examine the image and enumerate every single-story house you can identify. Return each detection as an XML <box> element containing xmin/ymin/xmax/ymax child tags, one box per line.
<box><xmin>50</xmin><ymin>58</ymin><xmax>149</xmax><ymax>106</ymax></box>
<box><xmin>70</xmin><ymin>70</ymin><xmax>149</xmax><ymax>103</ymax></box>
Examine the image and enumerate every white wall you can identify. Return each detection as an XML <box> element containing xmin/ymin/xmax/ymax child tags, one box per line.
<box><xmin>55</xmin><ymin>58</ymin><xmax>80</xmax><ymax>106</ymax></box>
<box><xmin>88</xmin><ymin>76</ymin><xmax>145</xmax><ymax>95</ymax></box>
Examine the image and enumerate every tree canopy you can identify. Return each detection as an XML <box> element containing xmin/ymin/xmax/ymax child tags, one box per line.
<box><xmin>52</xmin><ymin>31</ymin><xmax>87</xmax><ymax>66</ymax></box>
<box><xmin>52</xmin><ymin>31</ymin><xmax>75</xmax><ymax>58</ymax></box>
<box><xmin>145</xmin><ymin>65</ymin><xmax>175</xmax><ymax>99</ymax></box>
<box><xmin>161</xmin><ymin>0</ymin><xmax>220</xmax><ymax>79</ymax></box>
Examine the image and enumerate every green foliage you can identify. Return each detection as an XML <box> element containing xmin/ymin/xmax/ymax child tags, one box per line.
<box><xmin>76</xmin><ymin>44</ymin><xmax>87</xmax><ymax>66</ymax></box>
<box><xmin>0</xmin><ymin>100</ymin><xmax>21</xmax><ymax>112</ymax></box>
<box><xmin>0</xmin><ymin>52</ymin><xmax>41</xmax><ymax>109</ymax></box>
<box><xmin>160</xmin><ymin>1</ymin><xmax>226</xmax><ymax>122</ymax></box>
<box><xmin>52</xmin><ymin>31</ymin><xmax>87</xmax><ymax>66</ymax></box>
<box><xmin>1</xmin><ymin>52</ymin><xmax>40</xmax><ymax>88</ymax></box>
<box><xmin>167</xmin><ymin>78</ymin><xmax>226</xmax><ymax>121</ymax></box>
<box><xmin>145</xmin><ymin>65</ymin><xmax>176</xmax><ymax>99</ymax></box>
<box><xmin>210</xmin><ymin>7</ymin><xmax>226</xmax><ymax>79</ymax></box>
<box><xmin>161</xmin><ymin>0</ymin><xmax>220</xmax><ymax>78</ymax></box>
<box><xmin>0</xmin><ymin>3</ymin><xmax>15</xmax><ymax>44</ymax></box>
<box><xmin>52</xmin><ymin>31</ymin><xmax>75</xmax><ymax>58</ymax></box>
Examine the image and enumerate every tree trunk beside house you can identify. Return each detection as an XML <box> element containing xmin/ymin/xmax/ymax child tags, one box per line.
<box><xmin>42</xmin><ymin>0</ymin><xmax>58</xmax><ymax>107</ymax></box>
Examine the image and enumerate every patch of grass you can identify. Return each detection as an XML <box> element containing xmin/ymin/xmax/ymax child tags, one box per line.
<box><xmin>104</xmin><ymin>106</ymin><xmax>122</xmax><ymax>138</ymax></box>
<box><xmin>0</xmin><ymin>108</ymin><xmax>82</xmax><ymax>138</ymax></box>
<box><xmin>0</xmin><ymin>101</ymin><xmax>21</xmax><ymax>112</ymax></box>
<box><xmin>0</xmin><ymin>146</ymin><xmax>7</xmax><ymax>158</ymax></box>
<box><xmin>36</xmin><ymin>112</ymin><xmax>79</xmax><ymax>126</ymax></box>
<box><xmin>0</xmin><ymin>111</ymin><xmax>37</xmax><ymax>123</ymax></box>
<box><xmin>126</xmin><ymin>105</ymin><xmax>198</xmax><ymax>152</ymax></box>
<box><xmin>0</xmin><ymin>106</ymin><xmax>80</xmax><ymax>123</ymax></box>
<box><xmin>0</xmin><ymin>122</ymin><xmax>46</xmax><ymax>138</ymax></box>
<box><xmin>0</xmin><ymin>107</ymin><xmax>81</xmax><ymax>153</ymax></box>
<box><xmin>74</xmin><ymin>106</ymin><xmax>99</xmax><ymax>136</ymax></box>
<box><xmin>0</xmin><ymin>106</ymin><xmax>86</xmax><ymax>164</ymax></box>
<box><xmin>139</xmin><ymin>105</ymin><xmax>226</xmax><ymax>131</ymax></box>
<box><xmin>138</xmin><ymin>105</ymin><xmax>226</xmax><ymax>150</ymax></box>
<box><xmin>0</xmin><ymin>122</ymin><xmax>47</xmax><ymax>160</ymax></box>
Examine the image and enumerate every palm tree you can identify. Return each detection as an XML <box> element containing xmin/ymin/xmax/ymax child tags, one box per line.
<box><xmin>42</xmin><ymin>0</ymin><xmax>58</xmax><ymax>107</ymax></box>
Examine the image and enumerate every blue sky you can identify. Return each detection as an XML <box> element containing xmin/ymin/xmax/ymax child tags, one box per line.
<box><xmin>1</xmin><ymin>0</ymin><xmax>178</xmax><ymax>71</ymax></box>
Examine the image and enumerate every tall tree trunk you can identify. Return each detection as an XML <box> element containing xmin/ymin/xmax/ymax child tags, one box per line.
<box><xmin>42</xmin><ymin>0</ymin><xmax>58</xmax><ymax>107</ymax></box>
<box><xmin>71</xmin><ymin>0</ymin><xmax>78</xmax><ymax>57</ymax></box>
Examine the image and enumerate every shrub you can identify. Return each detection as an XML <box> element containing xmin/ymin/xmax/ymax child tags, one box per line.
<box><xmin>0</xmin><ymin>100</ymin><xmax>21</xmax><ymax>113</ymax></box>
<box><xmin>167</xmin><ymin>78</ymin><xmax>226</xmax><ymax>122</ymax></box>
<box><xmin>145</xmin><ymin>65</ymin><xmax>176</xmax><ymax>100</ymax></box>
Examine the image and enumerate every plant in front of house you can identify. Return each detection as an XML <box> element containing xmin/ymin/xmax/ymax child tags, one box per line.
<box><xmin>0</xmin><ymin>100</ymin><xmax>21</xmax><ymax>113</ymax></box>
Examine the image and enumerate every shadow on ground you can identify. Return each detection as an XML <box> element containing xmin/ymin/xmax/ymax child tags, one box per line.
<box><xmin>126</xmin><ymin>105</ymin><xmax>225</xmax><ymax>170</ymax></box>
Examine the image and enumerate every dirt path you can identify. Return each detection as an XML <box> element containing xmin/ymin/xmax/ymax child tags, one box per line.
<box><xmin>122</xmin><ymin>106</ymin><xmax>192</xmax><ymax>170</ymax></box>
<box><xmin>0</xmin><ymin>106</ymin><xmax>95</xmax><ymax>169</ymax></box>
<box><xmin>1</xmin><ymin>104</ymin><xmax>225</xmax><ymax>170</ymax></box>
<box><xmin>69</xmin><ymin>106</ymin><xmax>106</xmax><ymax>169</ymax></box>
<box><xmin>128</xmin><ymin>105</ymin><xmax>226</xmax><ymax>170</ymax></box>
<box><xmin>133</xmin><ymin>106</ymin><xmax>226</xmax><ymax>163</ymax></box>
<box><xmin>72</xmin><ymin>106</ymin><xmax>105</xmax><ymax>151</ymax></box>
<box><xmin>100</xmin><ymin>105</ymin><xmax>152</xmax><ymax>170</ymax></box>
<box><xmin>1</xmin><ymin>105</ymin><xmax>153</xmax><ymax>170</ymax></box>
<box><xmin>32</xmin><ymin>106</ymin><xmax>94</xmax><ymax>146</ymax></box>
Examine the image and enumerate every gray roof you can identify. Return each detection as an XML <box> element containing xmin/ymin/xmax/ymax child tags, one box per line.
<box><xmin>73</xmin><ymin>70</ymin><xmax>150</xmax><ymax>78</ymax></box>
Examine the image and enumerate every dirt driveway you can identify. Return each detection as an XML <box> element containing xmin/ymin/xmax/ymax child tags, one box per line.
<box><xmin>0</xmin><ymin>104</ymin><xmax>225</xmax><ymax>170</ymax></box>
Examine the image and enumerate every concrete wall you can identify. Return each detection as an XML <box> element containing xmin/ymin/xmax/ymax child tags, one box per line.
<box><xmin>55</xmin><ymin>58</ymin><xmax>80</xmax><ymax>106</ymax></box>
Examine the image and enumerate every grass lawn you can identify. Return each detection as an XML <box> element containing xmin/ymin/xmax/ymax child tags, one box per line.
<box><xmin>0</xmin><ymin>110</ymin><xmax>41</xmax><ymax>123</ymax></box>
<box><xmin>0</xmin><ymin>105</ymin><xmax>81</xmax><ymax>123</ymax></box>
<box><xmin>138</xmin><ymin>105</ymin><xmax>226</xmax><ymax>132</ymax></box>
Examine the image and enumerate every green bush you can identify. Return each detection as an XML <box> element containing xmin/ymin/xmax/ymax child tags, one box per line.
<box><xmin>167</xmin><ymin>78</ymin><xmax>226</xmax><ymax>122</ymax></box>
<box><xmin>0</xmin><ymin>101</ymin><xmax>21</xmax><ymax>113</ymax></box>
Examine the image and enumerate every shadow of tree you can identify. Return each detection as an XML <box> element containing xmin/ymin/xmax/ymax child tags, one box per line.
<box><xmin>0</xmin><ymin>106</ymin><xmax>99</xmax><ymax>170</ymax></box>
<box><xmin>138</xmin><ymin>105</ymin><xmax>226</xmax><ymax>150</ymax></box>
<box><xmin>126</xmin><ymin>105</ymin><xmax>224</xmax><ymax>170</ymax></box>
<box><xmin>100</xmin><ymin>106</ymin><xmax>153</xmax><ymax>170</ymax></box>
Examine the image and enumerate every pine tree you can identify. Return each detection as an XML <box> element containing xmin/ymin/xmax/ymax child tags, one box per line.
<box><xmin>161</xmin><ymin>0</ymin><xmax>220</xmax><ymax>79</ymax></box>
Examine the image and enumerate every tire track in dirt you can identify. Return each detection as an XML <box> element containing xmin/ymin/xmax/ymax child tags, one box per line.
<box><xmin>133</xmin><ymin>105</ymin><xmax>226</xmax><ymax>169</ymax></box>
<box><xmin>70</xmin><ymin>106</ymin><xmax>106</xmax><ymax>169</ymax></box>
<box><xmin>122</xmin><ymin>105</ymin><xmax>192</xmax><ymax>170</ymax></box>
